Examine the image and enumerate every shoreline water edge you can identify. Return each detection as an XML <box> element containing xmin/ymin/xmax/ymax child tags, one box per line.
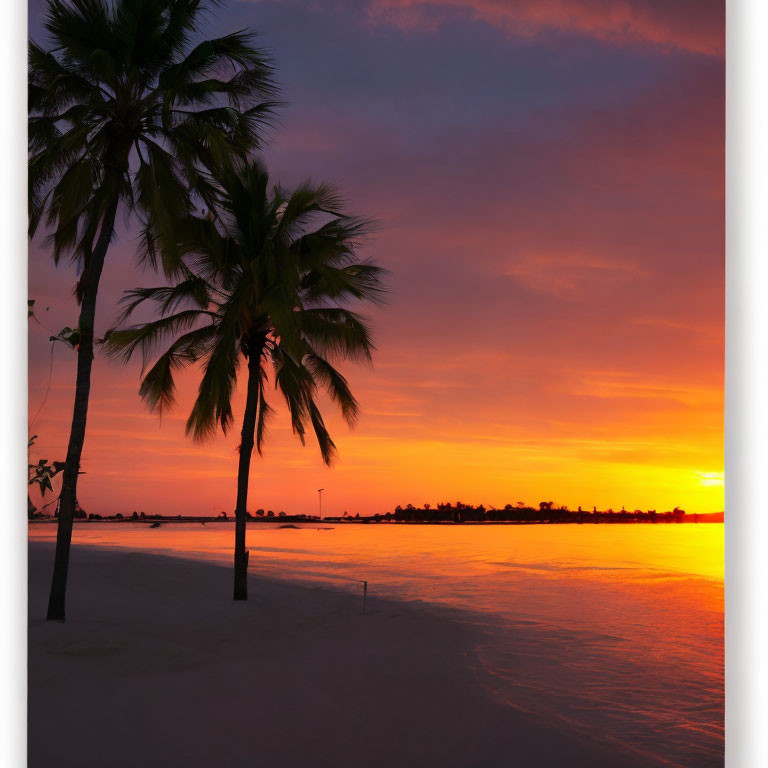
<box><xmin>29</xmin><ymin>541</ymin><xmax>670</xmax><ymax>768</ymax></box>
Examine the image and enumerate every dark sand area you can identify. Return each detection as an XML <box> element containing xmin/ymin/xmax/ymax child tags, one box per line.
<box><xmin>29</xmin><ymin>542</ymin><xmax>652</xmax><ymax>767</ymax></box>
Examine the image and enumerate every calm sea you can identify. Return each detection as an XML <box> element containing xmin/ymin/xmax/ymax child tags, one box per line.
<box><xmin>29</xmin><ymin>522</ymin><xmax>723</xmax><ymax>768</ymax></box>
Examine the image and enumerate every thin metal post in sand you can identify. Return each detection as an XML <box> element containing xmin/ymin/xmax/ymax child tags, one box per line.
<box><xmin>362</xmin><ymin>580</ymin><xmax>368</xmax><ymax>614</ymax></box>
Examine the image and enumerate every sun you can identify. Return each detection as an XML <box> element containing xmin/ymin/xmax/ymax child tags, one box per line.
<box><xmin>696</xmin><ymin>471</ymin><xmax>724</xmax><ymax>488</ymax></box>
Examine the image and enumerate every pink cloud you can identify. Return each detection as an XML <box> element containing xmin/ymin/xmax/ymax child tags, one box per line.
<box><xmin>503</xmin><ymin>251</ymin><xmax>650</xmax><ymax>299</ymax></box>
<box><xmin>365</xmin><ymin>0</ymin><xmax>724</xmax><ymax>56</ymax></box>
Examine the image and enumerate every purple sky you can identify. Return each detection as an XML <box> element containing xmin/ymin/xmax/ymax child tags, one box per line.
<box><xmin>28</xmin><ymin>0</ymin><xmax>724</xmax><ymax>516</ymax></box>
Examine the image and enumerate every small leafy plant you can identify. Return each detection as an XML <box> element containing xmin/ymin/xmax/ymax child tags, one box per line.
<box><xmin>28</xmin><ymin>435</ymin><xmax>65</xmax><ymax>517</ymax></box>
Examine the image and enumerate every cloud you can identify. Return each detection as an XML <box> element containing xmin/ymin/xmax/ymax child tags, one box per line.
<box><xmin>504</xmin><ymin>251</ymin><xmax>650</xmax><ymax>299</ymax></box>
<box><xmin>364</xmin><ymin>0</ymin><xmax>724</xmax><ymax>56</ymax></box>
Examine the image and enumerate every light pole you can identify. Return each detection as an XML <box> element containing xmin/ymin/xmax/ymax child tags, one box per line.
<box><xmin>317</xmin><ymin>488</ymin><xmax>324</xmax><ymax>520</ymax></box>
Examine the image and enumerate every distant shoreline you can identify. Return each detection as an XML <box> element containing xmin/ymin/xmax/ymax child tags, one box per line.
<box><xmin>28</xmin><ymin>512</ymin><xmax>724</xmax><ymax>525</ymax></box>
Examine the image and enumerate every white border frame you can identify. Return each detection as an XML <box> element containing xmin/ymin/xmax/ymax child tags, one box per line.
<box><xmin>3</xmin><ymin>0</ymin><xmax>763</xmax><ymax>765</ymax></box>
<box><xmin>725</xmin><ymin>1</ymin><xmax>768</xmax><ymax>765</ymax></box>
<box><xmin>0</xmin><ymin>1</ymin><xmax>28</xmax><ymax>766</ymax></box>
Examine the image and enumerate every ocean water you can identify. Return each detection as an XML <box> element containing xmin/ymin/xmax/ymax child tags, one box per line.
<box><xmin>29</xmin><ymin>522</ymin><xmax>723</xmax><ymax>767</ymax></box>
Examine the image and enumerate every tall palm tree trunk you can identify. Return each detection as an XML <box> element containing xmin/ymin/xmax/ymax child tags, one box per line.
<box><xmin>46</xmin><ymin>193</ymin><xmax>120</xmax><ymax>621</ymax></box>
<box><xmin>233</xmin><ymin>350</ymin><xmax>261</xmax><ymax>601</ymax></box>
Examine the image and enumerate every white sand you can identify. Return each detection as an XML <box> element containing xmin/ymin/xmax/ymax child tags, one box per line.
<box><xmin>29</xmin><ymin>542</ymin><xmax>649</xmax><ymax>767</ymax></box>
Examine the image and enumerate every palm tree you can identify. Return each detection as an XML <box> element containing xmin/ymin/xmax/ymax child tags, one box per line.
<box><xmin>29</xmin><ymin>0</ymin><xmax>278</xmax><ymax>620</ymax></box>
<box><xmin>105</xmin><ymin>159</ymin><xmax>386</xmax><ymax>600</ymax></box>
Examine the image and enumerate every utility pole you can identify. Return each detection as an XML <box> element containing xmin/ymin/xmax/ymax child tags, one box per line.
<box><xmin>317</xmin><ymin>488</ymin><xmax>324</xmax><ymax>520</ymax></box>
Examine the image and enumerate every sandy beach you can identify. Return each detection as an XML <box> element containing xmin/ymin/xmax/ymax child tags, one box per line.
<box><xmin>27</xmin><ymin>541</ymin><xmax>658</xmax><ymax>768</ymax></box>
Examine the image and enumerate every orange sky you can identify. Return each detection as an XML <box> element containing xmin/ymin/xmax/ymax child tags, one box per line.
<box><xmin>27</xmin><ymin>0</ymin><xmax>724</xmax><ymax>517</ymax></box>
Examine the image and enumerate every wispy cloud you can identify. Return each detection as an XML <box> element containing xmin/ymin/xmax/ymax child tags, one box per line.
<box><xmin>504</xmin><ymin>251</ymin><xmax>649</xmax><ymax>299</ymax></box>
<box><xmin>363</xmin><ymin>0</ymin><xmax>724</xmax><ymax>56</ymax></box>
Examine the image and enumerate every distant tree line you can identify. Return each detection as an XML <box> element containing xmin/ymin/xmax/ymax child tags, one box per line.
<box><xmin>35</xmin><ymin>502</ymin><xmax>704</xmax><ymax>525</ymax></box>
<box><xmin>386</xmin><ymin>502</ymin><xmax>688</xmax><ymax>524</ymax></box>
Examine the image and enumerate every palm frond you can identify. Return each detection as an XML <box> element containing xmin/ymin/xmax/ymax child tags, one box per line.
<box><xmin>277</xmin><ymin>181</ymin><xmax>345</xmax><ymax>240</ymax></box>
<box><xmin>185</xmin><ymin>325</ymin><xmax>240</xmax><ymax>441</ymax></box>
<box><xmin>306</xmin><ymin>397</ymin><xmax>337</xmax><ymax>466</ymax></box>
<box><xmin>272</xmin><ymin>346</ymin><xmax>309</xmax><ymax>445</ymax></box>
<box><xmin>158</xmin><ymin>30</ymin><xmax>277</xmax><ymax>98</ymax></box>
<box><xmin>104</xmin><ymin>309</ymin><xmax>207</xmax><ymax>368</ymax></box>
<box><xmin>304</xmin><ymin>352</ymin><xmax>359</xmax><ymax>427</ymax></box>
<box><xmin>301</xmin><ymin>261</ymin><xmax>389</xmax><ymax>306</ymax></box>
<box><xmin>136</xmin><ymin>323</ymin><xmax>218</xmax><ymax>414</ymax></box>
<box><xmin>300</xmin><ymin>307</ymin><xmax>375</xmax><ymax>362</ymax></box>
<box><xmin>43</xmin><ymin>0</ymin><xmax>116</xmax><ymax>76</ymax></box>
<box><xmin>115</xmin><ymin>276</ymin><xmax>212</xmax><ymax>324</ymax></box>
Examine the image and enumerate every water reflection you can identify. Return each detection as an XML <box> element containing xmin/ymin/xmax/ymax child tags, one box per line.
<box><xmin>30</xmin><ymin>522</ymin><xmax>723</xmax><ymax>767</ymax></box>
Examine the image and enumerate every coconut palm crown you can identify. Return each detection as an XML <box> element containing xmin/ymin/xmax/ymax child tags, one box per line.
<box><xmin>106</xmin><ymin>159</ymin><xmax>387</xmax><ymax>599</ymax></box>
<box><xmin>30</xmin><ymin>0</ymin><xmax>279</xmax><ymax>273</ymax></box>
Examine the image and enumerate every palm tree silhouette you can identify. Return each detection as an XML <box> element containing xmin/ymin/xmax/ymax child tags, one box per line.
<box><xmin>106</xmin><ymin>159</ymin><xmax>386</xmax><ymax>600</ymax></box>
<box><xmin>29</xmin><ymin>0</ymin><xmax>278</xmax><ymax>620</ymax></box>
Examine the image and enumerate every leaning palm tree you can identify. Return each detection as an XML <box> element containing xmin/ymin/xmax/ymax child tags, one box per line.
<box><xmin>105</xmin><ymin>159</ymin><xmax>387</xmax><ymax>600</ymax></box>
<box><xmin>29</xmin><ymin>0</ymin><xmax>278</xmax><ymax>620</ymax></box>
